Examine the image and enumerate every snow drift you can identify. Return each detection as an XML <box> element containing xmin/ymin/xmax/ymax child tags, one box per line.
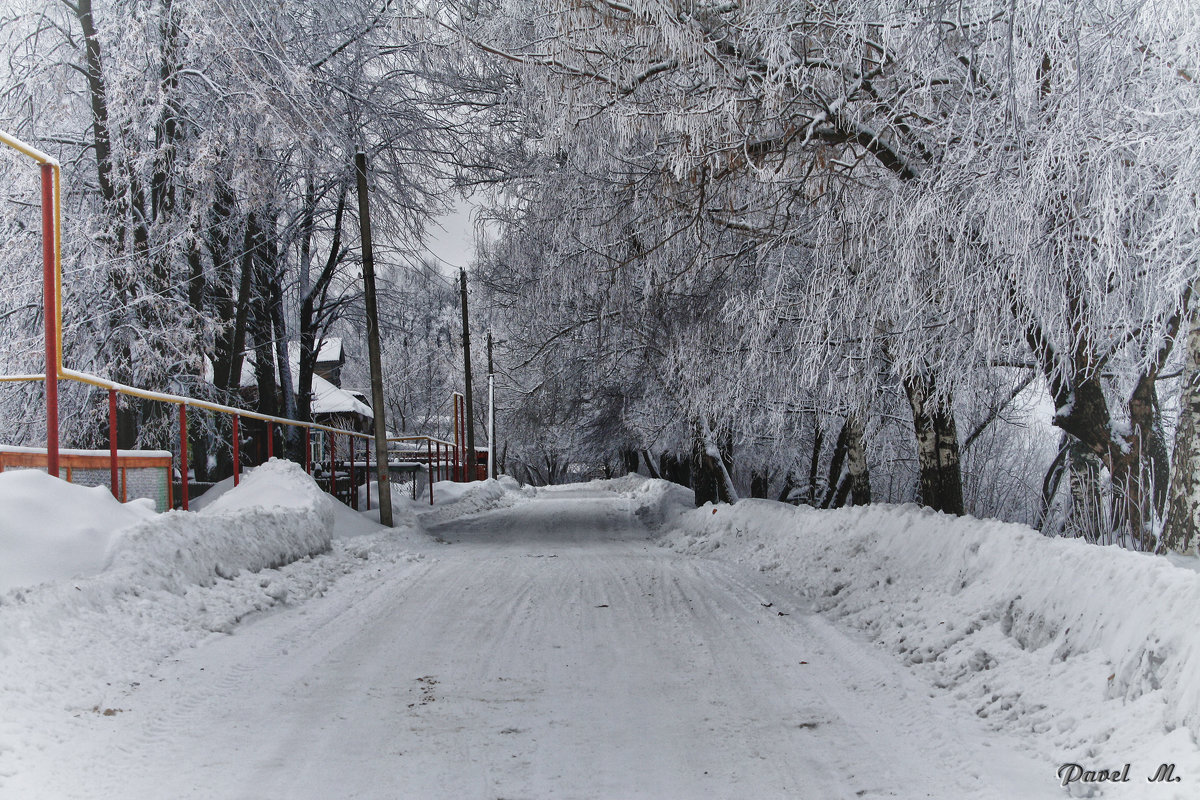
<box><xmin>0</xmin><ymin>459</ymin><xmax>424</xmax><ymax>791</ymax></box>
<box><xmin>419</xmin><ymin>477</ymin><xmax>531</xmax><ymax>525</ymax></box>
<box><xmin>657</xmin><ymin>494</ymin><xmax>1200</xmax><ymax>780</ymax></box>
<box><xmin>102</xmin><ymin>458</ymin><xmax>334</xmax><ymax>592</ymax></box>
<box><xmin>0</xmin><ymin>470</ymin><xmax>157</xmax><ymax>594</ymax></box>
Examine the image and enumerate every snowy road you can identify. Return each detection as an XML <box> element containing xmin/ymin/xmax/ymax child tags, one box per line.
<box><xmin>24</xmin><ymin>490</ymin><xmax>1057</xmax><ymax>799</ymax></box>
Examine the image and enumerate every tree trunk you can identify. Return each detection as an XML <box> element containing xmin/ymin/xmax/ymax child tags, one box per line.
<box><xmin>641</xmin><ymin>449</ymin><xmax>660</xmax><ymax>479</ymax></box>
<box><xmin>619</xmin><ymin>446</ymin><xmax>639</xmax><ymax>475</ymax></box>
<box><xmin>1067</xmin><ymin>441</ymin><xmax>1106</xmax><ymax>542</ymax></box>
<box><xmin>750</xmin><ymin>468</ymin><xmax>769</xmax><ymax>498</ymax></box>
<box><xmin>1037</xmin><ymin>433</ymin><xmax>1071</xmax><ymax>532</ymax></box>
<box><xmin>845</xmin><ymin>414</ymin><xmax>871</xmax><ymax>505</ymax></box>
<box><xmin>690</xmin><ymin>419</ymin><xmax>736</xmax><ymax>506</ymax></box>
<box><xmin>807</xmin><ymin>423</ymin><xmax>824</xmax><ymax>505</ymax></box>
<box><xmin>1164</xmin><ymin>311</ymin><xmax>1200</xmax><ymax>553</ymax></box>
<box><xmin>821</xmin><ymin>422</ymin><xmax>849</xmax><ymax>508</ymax></box>
<box><xmin>660</xmin><ymin>452</ymin><xmax>690</xmax><ymax>487</ymax></box>
<box><xmin>903</xmin><ymin>374</ymin><xmax>964</xmax><ymax>516</ymax></box>
<box><xmin>691</xmin><ymin>425</ymin><xmax>719</xmax><ymax>507</ymax></box>
<box><xmin>776</xmin><ymin>470</ymin><xmax>797</xmax><ymax>504</ymax></box>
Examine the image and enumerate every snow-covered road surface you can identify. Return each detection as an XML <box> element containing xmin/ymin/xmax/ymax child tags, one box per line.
<box><xmin>20</xmin><ymin>490</ymin><xmax>1057</xmax><ymax>799</ymax></box>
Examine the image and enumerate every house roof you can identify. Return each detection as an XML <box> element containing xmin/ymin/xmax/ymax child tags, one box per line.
<box><xmin>205</xmin><ymin>351</ymin><xmax>372</xmax><ymax>420</ymax></box>
<box><xmin>288</xmin><ymin>338</ymin><xmax>343</xmax><ymax>366</ymax></box>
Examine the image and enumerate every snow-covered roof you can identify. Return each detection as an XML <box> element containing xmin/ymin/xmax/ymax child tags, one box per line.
<box><xmin>288</xmin><ymin>339</ymin><xmax>342</xmax><ymax>365</ymax></box>
<box><xmin>307</xmin><ymin>370</ymin><xmax>372</xmax><ymax>418</ymax></box>
<box><xmin>204</xmin><ymin>353</ymin><xmax>372</xmax><ymax>420</ymax></box>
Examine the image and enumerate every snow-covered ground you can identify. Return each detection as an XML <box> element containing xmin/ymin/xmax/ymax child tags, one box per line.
<box><xmin>1</xmin><ymin>468</ymin><xmax>1197</xmax><ymax>798</ymax></box>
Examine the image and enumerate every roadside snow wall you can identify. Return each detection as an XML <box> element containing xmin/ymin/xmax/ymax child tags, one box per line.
<box><xmin>419</xmin><ymin>477</ymin><xmax>532</xmax><ymax>526</ymax></box>
<box><xmin>0</xmin><ymin>459</ymin><xmax>398</xmax><ymax>790</ymax></box>
<box><xmin>660</xmin><ymin>496</ymin><xmax>1200</xmax><ymax>768</ymax></box>
<box><xmin>102</xmin><ymin>458</ymin><xmax>334</xmax><ymax>592</ymax></box>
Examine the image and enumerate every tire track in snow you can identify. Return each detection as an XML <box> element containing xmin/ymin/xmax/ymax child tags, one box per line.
<box><xmin>27</xmin><ymin>492</ymin><xmax>1058</xmax><ymax>800</ymax></box>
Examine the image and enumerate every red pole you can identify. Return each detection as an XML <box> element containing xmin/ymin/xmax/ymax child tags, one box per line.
<box><xmin>329</xmin><ymin>431</ymin><xmax>337</xmax><ymax>500</ymax></box>
<box><xmin>452</xmin><ymin>395</ymin><xmax>459</xmax><ymax>482</ymax></box>
<box><xmin>458</xmin><ymin>397</ymin><xmax>465</xmax><ymax>481</ymax></box>
<box><xmin>108</xmin><ymin>389</ymin><xmax>118</xmax><ymax>499</ymax></box>
<box><xmin>349</xmin><ymin>436</ymin><xmax>357</xmax><ymax>509</ymax></box>
<box><xmin>266</xmin><ymin>421</ymin><xmax>273</xmax><ymax>461</ymax></box>
<box><xmin>427</xmin><ymin>438</ymin><xmax>433</xmax><ymax>505</ymax></box>
<box><xmin>232</xmin><ymin>414</ymin><xmax>240</xmax><ymax>486</ymax></box>
<box><xmin>41</xmin><ymin>163</ymin><xmax>59</xmax><ymax>478</ymax></box>
<box><xmin>179</xmin><ymin>404</ymin><xmax>189</xmax><ymax>511</ymax></box>
<box><xmin>304</xmin><ymin>427</ymin><xmax>311</xmax><ymax>474</ymax></box>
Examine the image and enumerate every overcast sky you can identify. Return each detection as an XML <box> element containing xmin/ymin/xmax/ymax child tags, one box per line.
<box><xmin>423</xmin><ymin>201</ymin><xmax>477</xmax><ymax>272</ymax></box>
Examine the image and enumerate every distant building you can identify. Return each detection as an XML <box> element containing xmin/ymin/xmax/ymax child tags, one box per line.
<box><xmin>309</xmin><ymin>338</ymin><xmax>344</xmax><ymax>388</ymax></box>
<box><xmin>206</xmin><ymin>346</ymin><xmax>373</xmax><ymax>435</ymax></box>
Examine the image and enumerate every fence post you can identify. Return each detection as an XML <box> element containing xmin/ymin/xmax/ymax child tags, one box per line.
<box><xmin>427</xmin><ymin>438</ymin><xmax>433</xmax><ymax>505</ymax></box>
<box><xmin>349</xmin><ymin>436</ymin><xmax>356</xmax><ymax>509</ymax></box>
<box><xmin>108</xmin><ymin>389</ymin><xmax>118</xmax><ymax>499</ymax></box>
<box><xmin>304</xmin><ymin>427</ymin><xmax>311</xmax><ymax>474</ymax></box>
<box><xmin>266</xmin><ymin>421</ymin><xmax>273</xmax><ymax>461</ymax></box>
<box><xmin>329</xmin><ymin>431</ymin><xmax>336</xmax><ymax>500</ymax></box>
<box><xmin>365</xmin><ymin>437</ymin><xmax>372</xmax><ymax>511</ymax></box>
<box><xmin>232</xmin><ymin>414</ymin><xmax>240</xmax><ymax>486</ymax></box>
<box><xmin>179</xmin><ymin>404</ymin><xmax>189</xmax><ymax>511</ymax></box>
<box><xmin>453</xmin><ymin>394</ymin><xmax>460</xmax><ymax>481</ymax></box>
<box><xmin>41</xmin><ymin>163</ymin><xmax>59</xmax><ymax>478</ymax></box>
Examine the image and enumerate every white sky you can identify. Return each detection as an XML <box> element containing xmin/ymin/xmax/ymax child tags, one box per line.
<box><xmin>423</xmin><ymin>201</ymin><xmax>477</xmax><ymax>272</ymax></box>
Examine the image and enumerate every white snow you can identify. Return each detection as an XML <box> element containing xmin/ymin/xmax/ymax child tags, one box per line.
<box><xmin>0</xmin><ymin>469</ymin><xmax>156</xmax><ymax>594</ymax></box>
<box><xmin>2</xmin><ymin>470</ymin><xmax>1198</xmax><ymax>798</ymax></box>
<box><xmin>660</xmin><ymin>493</ymin><xmax>1200</xmax><ymax>798</ymax></box>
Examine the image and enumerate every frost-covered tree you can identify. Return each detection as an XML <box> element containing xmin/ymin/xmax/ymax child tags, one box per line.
<box><xmin>453</xmin><ymin>0</ymin><xmax>1200</xmax><ymax>545</ymax></box>
<box><xmin>0</xmin><ymin>0</ymin><xmax>457</xmax><ymax>473</ymax></box>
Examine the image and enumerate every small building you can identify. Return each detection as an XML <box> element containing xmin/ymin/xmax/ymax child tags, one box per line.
<box><xmin>309</xmin><ymin>338</ymin><xmax>345</xmax><ymax>388</ymax></box>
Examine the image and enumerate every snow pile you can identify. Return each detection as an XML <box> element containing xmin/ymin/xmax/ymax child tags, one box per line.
<box><xmin>0</xmin><ymin>459</ymin><xmax>427</xmax><ymax>789</ymax></box>
<box><xmin>661</xmin><ymin>497</ymin><xmax>1200</xmax><ymax>785</ymax></box>
<box><xmin>0</xmin><ymin>470</ymin><xmax>157</xmax><ymax>594</ymax></box>
<box><xmin>98</xmin><ymin>459</ymin><xmax>334</xmax><ymax>592</ymax></box>
<box><xmin>419</xmin><ymin>477</ymin><xmax>530</xmax><ymax>525</ymax></box>
<box><xmin>624</xmin><ymin>475</ymin><xmax>694</xmax><ymax>528</ymax></box>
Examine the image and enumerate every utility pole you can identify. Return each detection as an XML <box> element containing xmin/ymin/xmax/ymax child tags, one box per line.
<box><xmin>460</xmin><ymin>268</ymin><xmax>477</xmax><ymax>478</ymax></box>
<box><xmin>355</xmin><ymin>151</ymin><xmax>393</xmax><ymax>526</ymax></box>
<box><xmin>487</xmin><ymin>332</ymin><xmax>495</xmax><ymax>480</ymax></box>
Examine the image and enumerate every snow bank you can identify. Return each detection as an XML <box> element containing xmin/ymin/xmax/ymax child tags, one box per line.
<box><xmin>659</xmin><ymin>496</ymin><xmax>1200</xmax><ymax>784</ymax></box>
<box><xmin>98</xmin><ymin>459</ymin><xmax>334</xmax><ymax>592</ymax></box>
<box><xmin>0</xmin><ymin>470</ymin><xmax>157</xmax><ymax>594</ymax></box>
<box><xmin>0</xmin><ymin>459</ymin><xmax>427</xmax><ymax>790</ymax></box>
<box><xmin>419</xmin><ymin>478</ymin><xmax>531</xmax><ymax>525</ymax></box>
<box><xmin>624</xmin><ymin>475</ymin><xmax>694</xmax><ymax>528</ymax></box>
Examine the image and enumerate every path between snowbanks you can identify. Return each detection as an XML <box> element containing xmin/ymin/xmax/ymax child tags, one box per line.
<box><xmin>656</xmin><ymin>490</ymin><xmax>1200</xmax><ymax>796</ymax></box>
<box><xmin>9</xmin><ymin>486</ymin><xmax>1058</xmax><ymax>800</ymax></box>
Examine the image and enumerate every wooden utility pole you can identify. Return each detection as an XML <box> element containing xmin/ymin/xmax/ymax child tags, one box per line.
<box><xmin>487</xmin><ymin>332</ymin><xmax>495</xmax><ymax>480</ymax></box>
<box><xmin>355</xmin><ymin>151</ymin><xmax>393</xmax><ymax>526</ymax></box>
<box><xmin>460</xmin><ymin>268</ymin><xmax>477</xmax><ymax>477</ymax></box>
